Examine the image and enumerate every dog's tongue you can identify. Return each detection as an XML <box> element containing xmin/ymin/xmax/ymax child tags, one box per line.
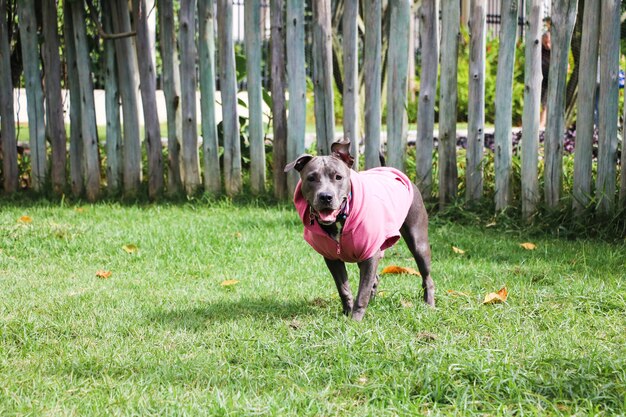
<box><xmin>318</xmin><ymin>209</ymin><xmax>338</xmax><ymax>223</ymax></box>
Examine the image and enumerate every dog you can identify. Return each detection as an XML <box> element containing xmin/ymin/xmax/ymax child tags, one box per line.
<box><xmin>285</xmin><ymin>139</ymin><xmax>434</xmax><ymax>321</ymax></box>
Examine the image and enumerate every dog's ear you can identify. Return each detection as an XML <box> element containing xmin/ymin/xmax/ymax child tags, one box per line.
<box><xmin>284</xmin><ymin>154</ymin><xmax>314</xmax><ymax>172</ymax></box>
<box><xmin>331</xmin><ymin>138</ymin><xmax>354</xmax><ymax>169</ymax></box>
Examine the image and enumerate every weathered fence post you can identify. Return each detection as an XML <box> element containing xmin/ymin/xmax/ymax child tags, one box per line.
<box><xmin>286</xmin><ymin>0</ymin><xmax>306</xmax><ymax>194</ymax></box>
<box><xmin>386</xmin><ymin>0</ymin><xmax>410</xmax><ymax>172</ymax></box>
<box><xmin>312</xmin><ymin>0</ymin><xmax>335</xmax><ymax>156</ymax></box>
<box><xmin>408</xmin><ymin>2</ymin><xmax>416</xmax><ymax>103</ymax></box>
<box><xmin>134</xmin><ymin>0</ymin><xmax>164</xmax><ymax>200</ymax></box>
<box><xmin>438</xmin><ymin>0</ymin><xmax>459</xmax><ymax>207</ymax></box>
<box><xmin>180</xmin><ymin>0</ymin><xmax>201</xmax><ymax>195</ymax></box>
<box><xmin>159</xmin><ymin>0</ymin><xmax>183</xmax><ymax>196</ymax></box>
<box><xmin>416</xmin><ymin>0</ymin><xmax>438</xmax><ymax>196</ymax></box>
<box><xmin>198</xmin><ymin>0</ymin><xmax>221</xmax><ymax>194</ymax></box>
<box><xmin>70</xmin><ymin>0</ymin><xmax>100</xmax><ymax>202</ymax></box>
<box><xmin>63</xmin><ymin>1</ymin><xmax>84</xmax><ymax>197</ymax></box>
<box><xmin>0</xmin><ymin>0</ymin><xmax>17</xmax><ymax>193</ymax></box>
<box><xmin>596</xmin><ymin>0</ymin><xmax>619</xmax><ymax>214</ymax></box>
<box><xmin>466</xmin><ymin>0</ymin><xmax>486</xmax><ymax>203</ymax></box>
<box><xmin>520</xmin><ymin>0</ymin><xmax>542</xmax><ymax>220</ymax></box>
<box><xmin>42</xmin><ymin>0</ymin><xmax>67</xmax><ymax>196</ymax></box>
<box><xmin>111</xmin><ymin>0</ymin><xmax>142</xmax><ymax>197</ymax></box>
<box><xmin>493</xmin><ymin>0</ymin><xmax>518</xmax><ymax>211</ymax></box>
<box><xmin>544</xmin><ymin>0</ymin><xmax>577</xmax><ymax>209</ymax></box>
<box><xmin>245</xmin><ymin>0</ymin><xmax>266</xmax><ymax>194</ymax></box>
<box><xmin>363</xmin><ymin>0</ymin><xmax>382</xmax><ymax>169</ymax></box>
<box><xmin>217</xmin><ymin>0</ymin><xmax>242</xmax><ymax>196</ymax></box>
<box><xmin>342</xmin><ymin>0</ymin><xmax>359</xmax><ymax>166</ymax></box>
<box><xmin>102</xmin><ymin>1</ymin><xmax>122</xmax><ymax>194</ymax></box>
<box><xmin>573</xmin><ymin>0</ymin><xmax>600</xmax><ymax>212</ymax></box>
<box><xmin>18</xmin><ymin>0</ymin><xmax>46</xmax><ymax>192</ymax></box>
<box><xmin>270</xmin><ymin>0</ymin><xmax>288</xmax><ymax>199</ymax></box>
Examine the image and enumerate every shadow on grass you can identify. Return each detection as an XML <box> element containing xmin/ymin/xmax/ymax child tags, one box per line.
<box><xmin>151</xmin><ymin>296</ymin><xmax>321</xmax><ymax>330</ymax></box>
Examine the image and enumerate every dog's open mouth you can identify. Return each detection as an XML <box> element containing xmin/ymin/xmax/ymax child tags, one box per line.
<box><xmin>317</xmin><ymin>208</ymin><xmax>340</xmax><ymax>224</ymax></box>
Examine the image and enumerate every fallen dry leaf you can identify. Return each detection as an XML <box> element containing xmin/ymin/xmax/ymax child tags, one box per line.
<box><xmin>486</xmin><ymin>222</ymin><xmax>497</xmax><ymax>228</ymax></box>
<box><xmin>18</xmin><ymin>215</ymin><xmax>32</xmax><ymax>224</ymax></box>
<box><xmin>357</xmin><ymin>375</ymin><xmax>369</xmax><ymax>385</ymax></box>
<box><xmin>288</xmin><ymin>319</ymin><xmax>302</xmax><ymax>330</ymax></box>
<box><xmin>220</xmin><ymin>279</ymin><xmax>240</xmax><ymax>287</ymax></box>
<box><xmin>416</xmin><ymin>332</ymin><xmax>438</xmax><ymax>342</ymax></box>
<box><xmin>447</xmin><ymin>289</ymin><xmax>471</xmax><ymax>297</ymax></box>
<box><xmin>122</xmin><ymin>244</ymin><xmax>138</xmax><ymax>254</ymax></box>
<box><xmin>74</xmin><ymin>207</ymin><xmax>86</xmax><ymax>213</ymax></box>
<box><xmin>96</xmin><ymin>270</ymin><xmax>112</xmax><ymax>279</ymax></box>
<box><xmin>452</xmin><ymin>246</ymin><xmax>466</xmax><ymax>254</ymax></box>
<box><xmin>483</xmin><ymin>286</ymin><xmax>508</xmax><ymax>304</ymax></box>
<box><xmin>520</xmin><ymin>242</ymin><xmax>537</xmax><ymax>250</ymax></box>
<box><xmin>381</xmin><ymin>265</ymin><xmax>421</xmax><ymax>276</ymax></box>
<box><xmin>400</xmin><ymin>299</ymin><xmax>414</xmax><ymax>308</ymax></box>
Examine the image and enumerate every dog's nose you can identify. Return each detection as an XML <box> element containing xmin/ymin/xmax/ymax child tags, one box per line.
<box><xmin>318</xmin><ymin>193</ymin><xmax>333</xmax><ymax>205</ymax></box>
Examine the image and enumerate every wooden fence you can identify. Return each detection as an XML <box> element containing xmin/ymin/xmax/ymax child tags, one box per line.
<box><xmin>0</xmin><ymin>0</ymin><xmax>624</xmax><ymax>219</ymax></box>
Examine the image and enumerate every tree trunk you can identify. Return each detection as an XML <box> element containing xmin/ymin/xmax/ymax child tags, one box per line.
<box><xmin>245</xmin><ymin>0</ymin><xmax>266</xmax><ymax>194</ymax></box>
<box><xmin>270</xmin><ymin>0</ymin><xmax>288</xmax><ymax>199</ymax></box>
<box><xmin>493</xmin><ymin>0</ymin><xmax>518</xmax><ymax>211</ymax></box>
<box><xmin>363</xmin><ymin>0</ymin><xmax>381</xmax><ymax>169</ymax></box>
<box><xmin>134</xmin><ymin>0</ymin><xmax>163</xmax><ymax>200</ymax></box>
<box><xmin>544</xmin><ymin>0</ymin><xmax>577</xmax><ymax>209</ymax></box>
<box><xmin>286</xmin><ymin>0</ymin><xmax>306</xmax><ymax>194</ymax></box>
<box><xmin>63</xmin><ymin>0</ymin><xmax>84</xmax><ymax>197</ymax></box>
<box><xmin>312</xmin><ymin>0</ymin><xmax>335</xmax><ymax>156</ymax></box>
<box><xmin>595</xmin><ymin>0</ymin><xmax>619</xmax><ymax>213</ymax></box>
<box><xmin>179</xmin><ymin>0</ymin><xmax>201</xmax><ymax>195</ymax></box>
<box><xmin>198</xmin><ymin>0</ymin><xmax>221</xmax><ymax>194</ymax></box>
<box><xmin>158</xmin><ymin>0</ymin><xmax>183</xmax><ymax>196</ymax></box>
<box><xmin>573</xmin><ymin>0</ymin><xmax>599</xmax><ymax>212</ymax></box>
<box><xmin>386</xmin><ymin>0</ymin><xmax>410</xmax><ymax>172</ymax></box>
<box><xmin>342</xmin><ymin>0</ymin><xmax>359</xmax><ymax>167</ymax></box>
<box><xmin>520</xmin><ymin>0</ymin><xmax>542</xmax><ymax>220</ymax></box>
<box><xmin>42</xmin><ymin>0</ymin><xmax>67</xmax><ymax>196</ymax></box>
<box><xmin>111</xmin><ymin>0</ymin><xmax>142</xmax><ymax>197</ymax></box>
<box><xmin>438</xmin><ymin>0</ymin><xmax>459</xmax><ymax>207</ymax></box>
<box><xmin>0</xmin><ymin>0</ymin><xmax>17</xmax><ymax>193</ymax></box>
<box><xmin>102</xmin><ymin>1</ymin><xmax>122</xmax><ymax>195</ymax></box>
<box><xmin>18</xmin><ymin>0</ymin><xmax>47</xmax><ymax>192</ymax></box>
<box><xmin>415</xmin><ymin>0</ymin><xmax>438</xmax><ymax>197</ymax></box>
<box><xmin>217</xmin><ymin>0</ymin><xmax>242</xmax><ymax>196</ymax></box>
<box><xmin>466</xmin><ymin>0</ymin><xmax>486</xmax><ymax>203</ymax></box>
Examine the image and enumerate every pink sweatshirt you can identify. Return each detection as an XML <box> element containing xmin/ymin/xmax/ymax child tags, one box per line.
<box><xmin>294</xmin><ymin>167</ymin><xmax>414</xmax><ymax>263</ymax></box>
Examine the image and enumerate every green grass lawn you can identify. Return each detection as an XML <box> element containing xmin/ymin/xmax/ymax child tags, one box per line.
<box><xmin>0</xmin><ymin>201</ymin><xmax>624</xmax><ymax>415</ymax></box>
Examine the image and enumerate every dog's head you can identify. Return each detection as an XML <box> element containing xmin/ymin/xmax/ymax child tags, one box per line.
<box><xmin>285</xmin><ymin>139</ymin><xmax>354</xmax><ymax>225</ymax></box>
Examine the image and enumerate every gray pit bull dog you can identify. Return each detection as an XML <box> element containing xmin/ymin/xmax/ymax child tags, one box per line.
<box><xmin>285</xmin><ymin>139</ymin><xmax>435</xmax><ymax>321</ymax></box>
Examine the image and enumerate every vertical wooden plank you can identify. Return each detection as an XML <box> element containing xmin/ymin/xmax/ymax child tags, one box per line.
<box><xmin>621</xmin><ymin>103</ymin><xmax>626</xmax><ymax>209</ymax></box>
<box><xmin>179</xmin><ymin>0</ymin><xmax>201</xmax><ymax>195</ymax></box>
<box><xmin>198</xmin><ymin>0</ymin><xmax>221</xmax><ymax>194</ymax></box>
<box><xmin>17</xmin><ymin>0</ymin><xmax>47</xmax><ymax>192</ymax></box>
<box><xmin>245</xmin><ymin>0</ymin><xmax>266</xmax><ymax>194</ymax></box>
<box><xmin>42</xmin><ymin>0</ymin><xmax>67</xmax><ymax>196</ymax></box>
<box><xmin>63</xmin><ymin>0</ymin><xmax>84</xmax><ymax>197</ymax></box>
<box><xmin>217</xmin><ymin>0</ymin><xmax>242</xmax><ymax>196</ymax></box>
<box><xmin>286</xmin><ymin>0</ymin><xmax>306</xmax><ymax>194</ymax></box>
<box><xmin>102</xmin><ymin>1</ymin><xmax>122</xmax><ymax>194</ymax></box>
<box><xmin>312</xmin><ymin>0</ymin><xmax>335</xmax><ymax>156</ymax></box>
<box><xmin>544</xmin><ymin>0</ymin><xmax>577</xmax><ymax>209</ymax></box>
<box><xmin>573</xmin><ymin>0</ymin><xmax>600</xmax><ymax>212</ymax></box>
<box><xmin>438</xmin><ymin>0</ymin><xmax>459</xmax><ymax>207</ymax></box>
<box><xmin>520</xmin><ymin>0</ymin><xmax>542</xmax><ymax>220</ymax></box>
<box><xmin>493</xmin><ymin>0</ymin><xmax>518</xmax><ymax>211</ymax></box>
<box><xmin>386</xmin><ymin>0</ymin><xmax>410</xmax><ymax>172</ymax></box>
<box><xmin>158</xmin><ymin>0</ymin><xmax>183</xmax><ymax>196</ymax></box>
<box><xmin>111</xmin><ymin>0</ymin><xmax>142</xmax><ymax>197</ymax></box>
<box><xmin>134</xmin><ymin>0</ymin><xmax>164</xmax><ymax>200</ymax></box>
<box><xmin>415</xmin><ymin>0</ymin><xmax>438</xmax><ymax>196</ymax></box>
<box><xmin>342</xmin><ymin>0</ymin><xmax>359</xmax><ymax>166</ymax></box>
<box><xmin>407</xmin><ymin>2</ymin><xmax>416</xmax><ymax>103</ymax></box>
<box><xmin>363</xmin><ymin>0</ymin><xmax>382</xmax><ymax>169</ymax></box>
<box><xmin>595</xmin><ymin>0</ymin><xmax>619</xmax><ymax>214</ymax></box>
<box><xmin>0</xmin><ymin>0</ymin><xmax>17</xmax><ymax>193</ymax></box>
<box><xmin>466</xmin><ymin>0</ymin><xmax>486</xmax><ymax>203</ymax></box>
<box><xmin>70</xmin><ymin>0</ymin><xmax>101</xmax><ymax>202</ymax></box>
<box><xmin>270</xmin><ymin>0</ymin><xmax>288</xmax><ymax>199</ymax></box>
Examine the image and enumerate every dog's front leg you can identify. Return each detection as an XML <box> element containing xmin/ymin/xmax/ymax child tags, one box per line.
<box><xmin>324</xmin><ymin>258</ymin><xmax>353</xmax><ymax>316</ymax></box>
<box><xmin>352</xmin><ymin>251</ymin><xmax>382</xmax><ymax>321</ymax></box>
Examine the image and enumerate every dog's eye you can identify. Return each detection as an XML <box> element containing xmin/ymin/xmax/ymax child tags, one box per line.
<box><xmin>335</xmin><ymin>175</ymin><xmax>343</xmax><ymax>181</ymax></box>
<box><xmin>307</xmin><ymin>175</ymin><xmax>317</xmax><ymax>182</ymax></box>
